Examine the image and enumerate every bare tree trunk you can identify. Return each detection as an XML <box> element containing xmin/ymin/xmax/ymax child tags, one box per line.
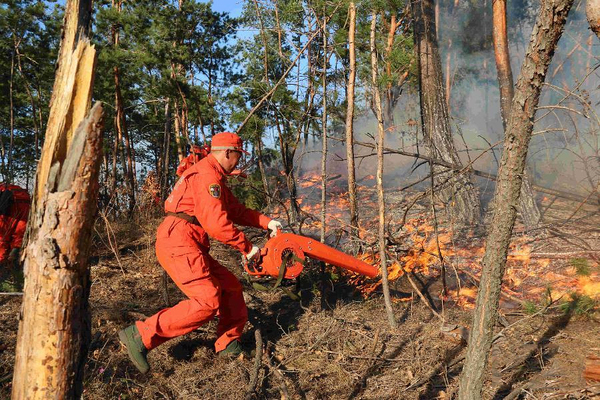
<box><xmin>112</xmin><ymin>0</ymin><xmax>135</xmax><ymax>213</ymax></box>
<box><xmin>160</xmin><ymin>100</ymin><xmax>172</xmax><ymax>200</ymax></box>
<box><xmin>371</xmin><ymin>11</ymin><xmax>396</xmax><ymax>329</ymax></box>
<box><xmin>493</xmin><ymin>0</ymin><xmax>542</xmax><ymax>230</ymax></box>
<box><xmin>15</xmin><ymin>45</ymin><xmax>41</xmax><ymax>181</ymax></box>
<box><xmin>458</xmin><ymin>1</ymin><xmax>574</xmax><ymax>397</ymax></box>
<box><xmin>9</xmin><ymin>50</ymin><xmax>15</xmax><ymax>182</ymax></box>
<box><xmin>256</xmin><ymin>138</ymin><xmax>270</xmax><ymax>204</ymax></box>
<box><xmin>384</xmin><ymin>13</ymin><xmax>397</xmax><ymax>129</ymax></box>
<box><xmin>252</xmin><ymin>0</ymin><xmax>271</xmax><ymax>204</ymax></box>
<box><xmin>12</xmin><ymin>0</ymin><xmax>100</xmax><ymax>397</ymax></box>
<box><xmin>110</xmin><ymin>126</ymin><xmax>119</xmax><ymax>199</ymax></box>
<box><xmin>411</xmin><ymin>0</ymin><xmax>481</xmax><ymax>227</ymax></box>
<box><xmin>346</xmin><ymin>2</ymin><xmax>359</xmax><ymax>235</ymax></box>
<box><xmin>173</xmin><ymin>98</ymin><xmax>185</xmax><ymax>162</ymax></box>
<box><xmin>275</xmin><ymin>114</ymin><xmax>300</xmax><ymax>224</ymax></box>
<box><xmin>320</xmin><ymin>13</ymin><xmax>328</xmax><ymax>243</ymax></box>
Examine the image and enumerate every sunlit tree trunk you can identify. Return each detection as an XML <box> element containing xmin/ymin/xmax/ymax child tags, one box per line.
<box><xmin>345</xmin><ymin>2</ymin><xmax>359</xmax><ymax>235</ymax></box>
<box><xmin>459</xmin><ymin>1</ymin><xmax>574</xmax><ymax>397</ymax></box>
<box><xmin>493</xmin><ymin>0</ymin><xmax>542</xmax><ymax>230</ymax></box>
<box><xmin>252</xmin><ymin>0</ymin><xmax>271</xmax><ymax>204</ymax></box>
<box><xmin>411</xmin><ymin>0</ymin><xmax>481</xmax><ymax>227</ymax></box>
<box><xmin>12</xmin><ymin>0</ymin><xmax>101</xmax><ymax>397</ymax></box>
<box><xmin>112</xmin><ymin>0</ymin><xmax>136</xmax><ymax>213</ymax></box>
<box><xmin>9</xmin><ymin>50</ymin><xmax>15</xmax><ymax>182</ymax></box>
<box><xmin>371</xmin><ymin>11</ymin><xmax>396</xmax><ymax>329</ymax></box>
<box><xmin>384</xmin><ymin>13</ymin><xmax>397</xmax><ymax>129</ymax></box>
<box><xmin>159</xmin><ymin>100</ymin><xmax>172</xmax><ymax>200</ymax></box>
<box><xmin>320</xmin><ymin>13</ymin><xmax>328</xmax><ymax>243</ymax></box>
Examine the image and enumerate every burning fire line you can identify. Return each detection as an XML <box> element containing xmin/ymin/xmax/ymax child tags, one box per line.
<box><xmin>271</xmin><ymin>175</ymin><xmax>599</xmax><ymax>309</ymax></box>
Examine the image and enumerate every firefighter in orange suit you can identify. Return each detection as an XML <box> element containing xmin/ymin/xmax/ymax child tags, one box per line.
<box><xmin>176</xmin><ymin>144</ymin><xmax>210</xmax><ymax>177</ymax></box>
<box><xmin>0</xmin><ymin>184</ymin><xmax>30</xmax><ymax>265</ymax></box>
<box><xmin>119</xmin><ymin>132</ymin><xmax>282</xmax><ymax>374</ymax></box>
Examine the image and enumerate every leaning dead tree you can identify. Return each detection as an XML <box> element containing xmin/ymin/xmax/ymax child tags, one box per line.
<box><xmin>411</xmin><ymin>0</ymin><xmax>481</xmax><ymax>227</ymax></box>
<box><xmin>12</xmin><ymin>0</ymin><xmax>103</xmax><ymax>398</ymax></box>
<box><xmin>458</xmin><ymin>0</ymin><xmax>574</xmax><ymax>398</ymax></box>
<box><xmin>492</xmin><ymin>0</ymin><xmax>542</xmax><ymax>230</ymax></box>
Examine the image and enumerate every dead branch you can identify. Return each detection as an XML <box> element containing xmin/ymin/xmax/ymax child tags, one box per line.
<box><xmin>245</xmin><ymin>329</ymin><xmax>263</xmax><ymax>400</ymax></box>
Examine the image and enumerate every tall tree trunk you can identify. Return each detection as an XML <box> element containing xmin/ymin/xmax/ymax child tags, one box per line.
<box><xmin>256</xmin><ymin>138</ymin><xmax>270</xmax><ymax>204</ymax></box>
<box><xmin>458</xmin><ymin>1</ymin><xmax>574</xmax><ymax>397</ymax></box>
<box><xmin>15</xmin><ymin>45</ymin><xmax>41</xmax><ymax>181</ymax></box>
<box><xmin>9</xmin><ymin>50</ymin><xmax>15</xmax><ymax>182</ymax></box>
<box><xmin>252</xmin><ymin>0</ymin><xmax>271</xmax><ymax>204</ymax></box>
<box><xmin>12</xmin><ymin>0</ymin><xmax>100</xmax><ymax>397</ymax></box>
<box><xmin>320</xmin><ymin>13</ymin><xmax>328</xmax><ymax>243</ymax></box>
<box><xmin>112</xmin><ymin>0</ymin><xmax>136</xmax><ymax>213</ymax></box>
<box><xmin>275</xmin><ymin>114</ymin><xmax>300</xmax><ymax>224</ymax></box>
<box><xmin>173</xmin><ymin>98</ymin><xmax>185</xmax><ymax>162</ymax></box>
<box><xmin>345</xmin><ymin>2</ymin><xmax>359</xmax><ymax>236</ymax></box>
<box><xmin>411</xmin><ymin>0</ymin><xmax>481</xmax><ymax>227</ymax></box>
<box><xmin>160</xmin><ymin>100</ymin><xmax>172</xmax><ymax>200</ymax></box>
<box><xmin>371</xmin><ymin>11</ymin><xmax>396</xmax><ymax>329</ymax></box>
<box><xmin>493</xmin><ymin>0</ymin><xmax>542</xmax><ymax>230</ymax></box>
<box><xmin>384</xmin><ymin>13</ymin><xmax>397</xmax><ymax>129</ymax></box>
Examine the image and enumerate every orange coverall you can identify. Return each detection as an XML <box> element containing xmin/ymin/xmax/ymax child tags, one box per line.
<box><xmin>0</xmin><ymin>184</ymin><xmax>30</xmax><ymax>263</ymax></box>
<box><xmin>176</xmin><ymin>145</ymin><xmax>210</xmax><ymax>176</ymax></box>
<box><xmin>136</xmin><ymin>154</ymin><xmax>271</xmax><ymax>352</ymax></box>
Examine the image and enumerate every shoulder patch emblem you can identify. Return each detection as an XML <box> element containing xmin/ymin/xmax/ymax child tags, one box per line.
<box><xmin>209</xmin><ymin>183</ymin><xmax>221</xmax><ymax>199</ymax></box>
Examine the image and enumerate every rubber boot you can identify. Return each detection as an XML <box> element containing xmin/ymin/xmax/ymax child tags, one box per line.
<box><xmin>118</xmin><ymin>324</ymin><xmax>150</xmax><ymax>374</ymax></box>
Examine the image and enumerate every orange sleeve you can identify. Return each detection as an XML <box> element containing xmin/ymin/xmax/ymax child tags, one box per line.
<box><xmin>191</xmin><ymin>175</ymin><xmax>253</xmax><ymax>255</ymax></box>
<box><xmin>227</xmin><ymin>190</ymin><xmax>271</xmax><ymax>230</ymax></box>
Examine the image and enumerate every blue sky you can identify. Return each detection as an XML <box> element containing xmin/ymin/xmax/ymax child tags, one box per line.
<box><xmin>211</xmin><ymin>0</ymin><xmax>244</xmax><ymax>18</ymax></box>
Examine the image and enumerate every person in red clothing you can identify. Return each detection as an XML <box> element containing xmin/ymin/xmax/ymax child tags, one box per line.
<box><xmin>0</xmin><ymin>184</ymin><xmax>30</xmax><ymax>265</ymax></box>
<box><xmin>176</xmin><ymin>143</ymin><xmax>210</xmax><ymax>177</ymax></box>
<box><xmin>119</xmin><ymin>132</ymin><xmax>282</xmax><ymax>374</ymax></box>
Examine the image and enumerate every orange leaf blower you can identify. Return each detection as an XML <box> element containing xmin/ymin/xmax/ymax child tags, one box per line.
<box><xmin>244</xmin><ymin>232</ymin><xmax>379</xmax><ymax>280</ymax></box>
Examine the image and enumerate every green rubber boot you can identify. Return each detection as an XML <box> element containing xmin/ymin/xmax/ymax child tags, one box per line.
<box><xmin>218</xmin><ymin>340</ymin><xmax>244</xmax><ymax>358</ymax></box>
<box><xmin>118</xmin><ymin>325</ymin><xmax>150</xmax><ymax>374</ymax></box>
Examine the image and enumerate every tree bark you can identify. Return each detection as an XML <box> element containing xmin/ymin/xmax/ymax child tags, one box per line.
<box><xmin>160</xmin><ymin>100</ymin><xmax>172</xmax><ymax>200</ymax></box>
<box><xmin>252</xmin><ymin>0</ymin><xmax>271</xmax><ymax>204</ymax></box>
<box><xmin>345</xmin><ymin>2</ymin><xmax>359</xmax><ymax>235</ymax></box>
<box><xmin>411</xmin><ymin>0</ymin><xmax>481</xmax><ymax>227</ymax></box>
<box><xmin>12</xmin><ymin>1</ymin><xmax>100</xmax><ymax>396</ymax></box>
<box><xmin>320</xmin><ymin>13</ymin><xmax>328</xmax><ymax>243</ymax></box>
<box><xmin>371</xmin><ymin>11</ymin><xmax>396</xmax><ymax>329</ymax></box>
<box><xmin>587</xmin><ymin>0</ymin><xmax>600</xmax><ymax>38</ymax></box>
<box><xmin>384</xmin><ymin>13</ymin><xmax>397</xmax><ymax>129</ymax></box>
<box><xmin>458</xmin><ymin>1</ymin><xmax>574</xmax><ymax>398</ymax></box>
<box><xmin>112</xmin><ymin>0</ymin><xmax>136</xmax><ymax>213</ymax></box>
<box><xmin>492</xmin><ymin>0</ymin><xmax>542</xmax><ymax>230</ymax></box>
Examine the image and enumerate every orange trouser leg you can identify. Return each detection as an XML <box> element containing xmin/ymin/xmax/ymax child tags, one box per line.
<box><xmin>137</xmin><ymin>230</ymin><xmax>247</xmax><ymax>352</ymax></box>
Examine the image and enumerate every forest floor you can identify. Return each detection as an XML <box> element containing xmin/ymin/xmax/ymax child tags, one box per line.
<box><xmin>0</xmin><ymin>197</ymin><xmax>599</xmax><ymax>399</ymax></box>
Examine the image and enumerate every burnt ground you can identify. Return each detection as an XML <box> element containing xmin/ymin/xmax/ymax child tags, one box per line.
<box><xmin>0</xmin><ymin>199</ymin><xmax>599</xmax><ymax>399</ymax></box>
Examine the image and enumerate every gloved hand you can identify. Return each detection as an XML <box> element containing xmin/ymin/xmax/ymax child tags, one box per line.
<box><xmin>244</xmin><ymin>245</ymin><xmax>260</xmax><ymax>261</ymax></box>
<box><xmin>267</xmin><ymin>220</ymin><xmax>283</xmax><ymax>237</ymax></box>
